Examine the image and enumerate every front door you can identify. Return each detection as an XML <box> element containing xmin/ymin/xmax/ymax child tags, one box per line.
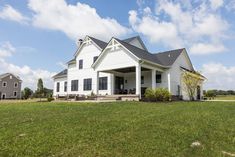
<box><xmin>115</xmin><ymin>76</ymin><xmax>124</xmax><ymax>94</ymax></box>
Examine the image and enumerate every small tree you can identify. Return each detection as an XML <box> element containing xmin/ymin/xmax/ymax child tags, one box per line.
<box><xmin>182</xmin><ymin>72</ymin><xmax>203</xmax><ymax>101</ymax></box>
<box><xmin>22</xmin><ymin>87</ymin><xmax>33</xmax><ymax>99</ymax></box>
<box><xmin>37</xmin><ymin>78</ymin><xmax>44</xmax><ymax>101</ymax></box>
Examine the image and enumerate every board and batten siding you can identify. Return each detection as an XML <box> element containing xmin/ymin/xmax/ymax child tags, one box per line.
<box><xmin>67</xmin><ymin>43</ymin><xmax>111</xmax><ymax>95</ymax></box>
<box><xmin>53</xmin><ymin>77</ymin><xmax>67</xmax><ymax>96</ymax></box>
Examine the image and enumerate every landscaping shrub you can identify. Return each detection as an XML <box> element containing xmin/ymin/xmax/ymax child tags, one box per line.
<box><xmin>47</xmin><ymin>97</ymin><xmax>54</xmax><ymax>102</ymax></box>
<box><xmin>145</xmin><ymin>88</ymin><xmax>171</xmax><ymax>101</ymax></box>
<box><xmin>145</xmin><ymin>88</ymin><xmax>156</xmax><ymax>101</ymax></box>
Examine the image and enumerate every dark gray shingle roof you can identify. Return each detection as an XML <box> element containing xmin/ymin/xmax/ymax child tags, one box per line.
<box><xmin>53</xmin><ymin>69</ymin><xmax>67</xmax><ymax>78</ymax></box>
<box><xmin>123</xmin><ymin>36</ymin><xmax>148</xmax><ymax>51</ymax></box>
<box><xmin>73</xmin><ymin>36</ymin><xmax>187</xmax><ymax>68</ymax></box>
<box><xmin>115</xmin><ymin>38</ymin><xmax>165</xmax><ymax>66</ymax></box>
<box><xmin>154</xmin><ymin>48</ymin><xmax>184</xmax><ymax>66</ymax></box>
<box><xmin>88</xmin><ymin>36</ymin><xmax>108</xmax><ymax>50</ymax></box>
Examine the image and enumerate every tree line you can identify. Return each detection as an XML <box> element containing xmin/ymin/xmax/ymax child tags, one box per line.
<box><xmin>21</xmin><ymin>78</ymin><xmax>53</xmax><ymax>100</ymax></box>
<box><xmin>203</xmin><ymin>89</ymin><xmax>235</xmax><ymax>98</ymax></box>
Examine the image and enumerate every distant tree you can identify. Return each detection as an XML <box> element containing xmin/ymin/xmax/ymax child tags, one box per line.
<box><xmin>227</xmin><ymin>90</ymin><xmax>235</xmax><ymax>95</ymax></box>
<box><xmin>37</xmin><ymin>78</ymin><xmax>44</xmax><ymax>101</ymax></box>
<box><xmin>182</xmin><ymin>72</ymin><xmax>203</xmax><ymax>101</ymax></box>
<box><xmin>205</xmin><ymin>90</ymin><xmax>216</xmax><ymax>99</ymax></box>
<box><xmin>43</xmin><ymin>88</ymin><xmax>53</xmax><ymax>97</ymax></box>
<box><xmin>22</xmin><ymin>87</ymin><xmax>33</xmax><ymax>99</ymax></box>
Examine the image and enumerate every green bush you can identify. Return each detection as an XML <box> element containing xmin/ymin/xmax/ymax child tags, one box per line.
<box><xmin>144</xmin><ymin>88</ymin><xmax>156</xmax><ymax>101</ymax></box>
<box><xmin>145</xmin><ymin>88</ymin><xmax>171</xmax><ymax>101</ymax></box>
<box><xmin>47</xmin><ymin>97</ymin><xmax>54</xmax><ymax>102</ymax></box>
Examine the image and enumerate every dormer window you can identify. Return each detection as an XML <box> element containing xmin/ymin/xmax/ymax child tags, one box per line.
<box><xmin>79</xmin><ymin>59</ymin><xmax>83</xmax><ymax>69</ymax></box>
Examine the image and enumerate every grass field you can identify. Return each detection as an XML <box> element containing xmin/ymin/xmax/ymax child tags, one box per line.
<box><xmin>0</xmin><ymin>101</ymin><xmax>234</xmax><ymax>157</ymax></box>
<box><xmin>214</xmin><ymin>95</ymin><xmax>235</xmax><ymax>100</ymax></box>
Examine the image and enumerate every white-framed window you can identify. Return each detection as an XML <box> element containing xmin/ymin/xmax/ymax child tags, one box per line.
<box><xmin>1</xmin><ymin>93</ymin><xmax>6</xmax><ymax>99</ymax></box>
<box><xmin>2</xmin><ymin>82</ymin><xmax>7</xmax><ymax>87</ymax></box>
<box><xmin>13</xmin><ymin>91</ymin><xmax>17</xmax><ymax>97</ymax></box>
<box><xmin>14</xmin><ymin>82</ymin><xmax>18</xmax><ymax>88</ymax></box>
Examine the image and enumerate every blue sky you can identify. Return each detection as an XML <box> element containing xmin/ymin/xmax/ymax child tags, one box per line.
<box><xmin>0</xmin><ymin>0</ymin><xmax>235</xmax><ymax>90</ymax></box>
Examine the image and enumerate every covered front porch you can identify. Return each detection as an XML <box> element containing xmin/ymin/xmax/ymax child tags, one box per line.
<box><xmin>92</xmin><ymin>37</ymin><xmax>170</xmax><ymax>100</ymax></box>
<box><xmin>95</xmin><ymin>64</ymin><xmax>166</xmax><ymax>99</ymax></box>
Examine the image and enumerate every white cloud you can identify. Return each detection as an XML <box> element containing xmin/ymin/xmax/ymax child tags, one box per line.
<box><xmin>129</xmin><ymin>0</ymin><xmax>229</xmax><ymax>55</ymax></box>
<box><xmin>0</xmin><ymin>41</ymin><xmax>15</xmax><ymax>57</ymax></box>
<box><xmin>0</xmin><ymin>5</ymin><xmax>28</xmax><ymax>23</ymax></box>
<box><xmin>209</xmin><ymin>0</ymin><xmax>224</xmax><ymax>10</ymax></box>
<box><xmin>28</xmin><ymin>0</ymin><xmax>129</xmax><ymax>40</ymax></box>
<box><xmin>129</xmin><ymin>10</ymin><xmax>183</xmax><ymax>48</ymax></box>
<box><xmin>0</xmin><ymin>42</ymin><xmax>55</xmax><ymax>90</ymax></box>
<box><xmin>190</xmin><ymin>43</ymin><xmax>227</xmax><ymax>55</ymax></box>
<box><xmin>202</xmin><ymin>62</ymin><xmax>235</xmax><ymax>90</ymax></box>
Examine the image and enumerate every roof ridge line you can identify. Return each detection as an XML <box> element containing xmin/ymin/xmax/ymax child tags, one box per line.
<box><xmin>156</xmin><ymin>48</ymin><xmax>185</xmax><ymax>54</ymax></box>
<box><xmin>115</xmin><ymin>38</ymin><xmax>152</xmax><ymax>54</ymax></box>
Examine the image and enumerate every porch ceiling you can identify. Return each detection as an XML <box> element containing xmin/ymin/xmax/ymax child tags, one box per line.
<box><xmin>114</xmin><ymin>67</ymin><xmax>150</xmax><ymax>73</ymax></box>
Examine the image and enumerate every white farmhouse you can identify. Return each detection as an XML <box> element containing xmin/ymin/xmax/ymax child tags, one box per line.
<box><xmin>53</xmin><ymin>36</ymin><xmax>204</xmax><ymax>100</ymax></box>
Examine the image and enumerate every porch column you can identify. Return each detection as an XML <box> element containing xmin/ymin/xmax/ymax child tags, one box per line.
<box><xmin>167</xmin><ymin>73</ymin><xmax>171</xmax><ymax>92</ymax></box>
<box><xmin>96</xmin><ymin>71</ymin><xmax>99</xmax><ymax>95</ymax></box>
<box><xmin>151</xmin><ymin>69</ymin><xmax>156</xmax><ymax>89</ymax></box>
<box><xmin>136</xmin><ymin>64</ymin><xmax>141</xmax><ymax>98</ymax></box>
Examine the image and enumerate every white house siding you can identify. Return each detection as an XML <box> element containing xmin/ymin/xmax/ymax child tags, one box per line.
<box><xmin>53</xmin><ymin>77</ymin><xmax>67</xmax><ymax>97</ymax></box>
<box><xmin>95</xmin><ymin>46</ymin><xmax>138</xmax><ymax>72</ymax></box>
<box><xmin>67</xmin><ymin>43</ymin><xmax>111</xmax><ymax>95</ymax></box>
<box><xmin>167</xmin><ymin>50</ymin><xmax>200</xmax><ymax>100</ymax></box>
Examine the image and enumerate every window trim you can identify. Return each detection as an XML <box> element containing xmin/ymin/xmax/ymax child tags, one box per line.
<box><xmin>56</xmin><ymin>82</ymin><xmax>60</xmax><ymax>92</ymax></box>
<box><xmin>14</xmin><ymin>82</ymin><xmax>18</xmax><ymax>88</ymax></box>
<box><xmin>79</xmin><ymin>59</ymin><xmax>83</xmax><ymax>69</ymax></box>
<box><xmin>1</xmin><ymin>93</ymin><xmax>6</xmax><ymax>99</ymax></box>
<box><xmin>99</xmin><ymin>77</ymin><xmax>108</xmax><ymax>90</ymax></box>
<box><xmin>71</xmin><ymin>80</ymin><xmax>79</xmax><ymax>91</ymax></box>
<box><xmin>83</xmin><ymin>78</ymin><xmax>92</xmax><ymax>91</ymax></box>
<box><xmin>64</xmin><ymin>81</ymin><xmax>67</xmax><ymax>92</ymax></box>
<box><xmin>2</xmin><ymin>82</ymin><xmax>7</xmax><ymax>87</ymax></box>
<box><xmin>156</xmin><ymin>74</ymin><xmax>162</xmax><ymax>83</ymax></box>
<box><xmin>13</xmin><ymin>91</ymin><xmax>17</xmax><ymax>97</ymax></box>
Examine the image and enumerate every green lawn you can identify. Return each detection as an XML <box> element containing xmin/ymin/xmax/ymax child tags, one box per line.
<box><xmin>214</xmin><ymin>95</ymin><xmax>235</xmax><ymax>100</ymax></box>
<box><xmin>0</xmin><ymin>101</ymin><xmax>234</xmax><ymax>157</ymax></box>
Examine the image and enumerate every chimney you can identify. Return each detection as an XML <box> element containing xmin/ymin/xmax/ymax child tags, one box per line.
<box><xmin>77</xmin><ymin>39</ymin><xmax>83</xmax><ymax>47</ymax></box>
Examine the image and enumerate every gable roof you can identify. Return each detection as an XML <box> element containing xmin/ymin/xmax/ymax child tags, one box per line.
<box><xmin>73</xmin><ymin>35</ymin><xmax>191</xmax><ymax>69</ymax></box>
<box><xmin>115</xmin><ymin>38</ymin><xmax>164</xmax><ymax>66</ymax></box>
<box><xmin>52</xmin><ymin>69</ymin><xmax>67</xmax><ymax>79</ymax></box>
<box><xmin>88</xmin><ymin>36</ymin><xmax>108</xmax><ymax>50</ymax></box>
<box><xmin>154</xmin><ymin>48</ymin><xmax>184</xmax><ymax>66</ymax></box>
<box><xmin>123</xmin><ymin>36</ymin><xmax>148</xmax><ymax>51</ymax></box>
<box><xmin>0</xmin><ymin>73</ymin><xmax>21</xmax><ymax>81</ymax></box>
